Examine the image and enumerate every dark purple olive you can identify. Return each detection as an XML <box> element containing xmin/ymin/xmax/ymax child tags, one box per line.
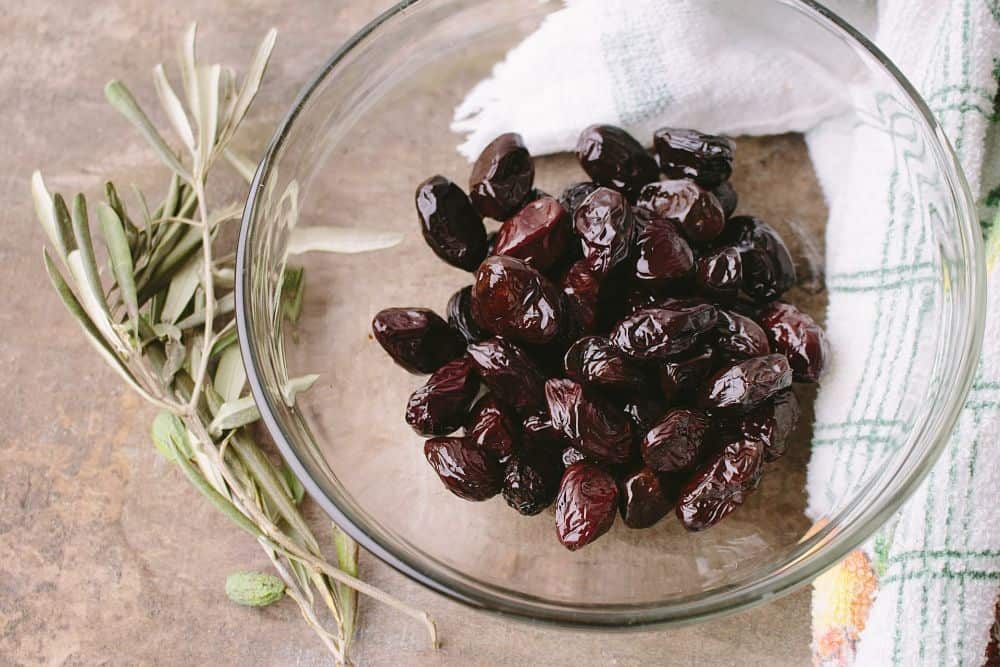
<box><xmin>467</xmin><ymin>338</ymin><xmax>547</xmax><ymax>415</ymax></box>
<box><xmin>719</xmin><ymin>216</ymin><xmax>795</xmax><ymax>302</ymax></box>
<box><xmin>575</xmin><ymin>124</ymin><xmax>659</xmax><ymax>194</ymax></box>
<box><xmin>759</xmin><ymin>302</ymin><xmax>829</xmax><ymax>382</ymax></box>
<box><xmin>573</xmin><ymin>187</ymin><xmax>636</xmax><ymax>275</ymax></box>
<box><xmin>660</xmin><ymin>344</ymin><xmax>715</xmax><ymax>404</ymax></box>
<box><xmin>698</xmin><ymin>354</ymin><xmax>792</xmax><ymax>412</ymax></box>
<box><xmin>493</xmin><ymin>196</ymin><xmax>571</xmax><ymax>271</ymax></box>
<box><xmin>471</xmin><ymin>256</ymin><xmax>563</xmax><ymax>345</ymax></box>
<box><xmin>372</xmin><ymin>307</ymin><xmax>465</xmax><ymax>374</ymax></box>
<box><xmin>619</xmin><ymin>467</ymin><xmax>677</xmax><ymax>529</ymax></box>
<box><xmin>714</xmin><ymin>310</ymin><xmax>770</xmax><ymax>358</ymax></box>
<box><xmin>564</xmin><ymin>336</ymin><xmax>645</xmax><ymax>392</ymax></box>
<box><xmin>653</xmin><ymin>128</ymin><xmax>734</xmax><ymax>188</ymax></box>
<box><xmin>634</xmin><ymin>180</ymin><xmax>725</xmax><ymax>244</ymax></box>
<box><xmin>415</xmin><ymin>175</ymin><xmax>488</xmax><ymax>271</ymax></box>
<box><xmin>741</xmin><ymin>390</ymin><xmax>801</xmax><ymax>461</ymax></box>
<box><xmin>560</xmin><ymin>259</ymin><xmax>602</xmax><ymax>336</ymax></box>
<box><xmin>467</xmin><ymin>394</ymin><xmax>520</xmax><ymax>462</ymax></box>
<box><xmin>405</xmin><ymin>357</ymin><xmax>480</xmax><ymax>436</ymax></box>
<box><xmin>555</xmin><ymin>462</ymin><xmax>618</xmax><ymax>550</ymax></box>
<box><xmin>676</xmin><ymin>437</ymin><xmax>764</xmax><ymax>531</ymax></box>
<box><xmin>713</xmin><ymin>181</ymin><xmax>738</xmax><ymax>218</ymax></box>
<box><xmin>447</xmin><ymin>286</ymin><xmax>488</xmax><ymax>344</ymax></box>
<box><xmin>696</xmin><ymin>247</ymin><xmax>742</xmax><ymax>300</ymax></box>
<box><xmin>469</xmin><ymin>132</ymin><xmax>535</xmax><ymax>220</ymax></box>
<box><xmin>502</xmin><ymin>452</ymin><xmax>561</xmax><ymax>515</ymax></box>
<box><xmin>544</xmin><ymin>378</ymin><xmax>632</xmax><ymax>464</ymax></box>
<box><xmin>641</xmin><ymin>408</ymin><xmax>709</xmax><ymax>472</ymax></box>
<box><xmin>610</xmin><ymin>303</ymin><xmax>718</xmax><ymax>360</ymax></box>
<box><xmin>559</xmin><ymin>181</ymin><xmax>599</xmax><ymax>217</ymax></box>
<box><xmin>634</xmin><ymin>218</ymin><xmax>695</xmax><ymax>283</ymax></box>
<box><xmin>424</xmin><ymin>436</ymin><xmax>503</xmax><ymax>501</ymax></box>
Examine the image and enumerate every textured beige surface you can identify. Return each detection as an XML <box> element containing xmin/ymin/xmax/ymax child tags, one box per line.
<box><xmin>0</xmin><ymin>1</ymin><xmax>812</xmax><ymax>664</ymax></box>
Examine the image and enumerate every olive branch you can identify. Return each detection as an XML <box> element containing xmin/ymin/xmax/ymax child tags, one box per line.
<box><xmin>32</xmin><ymin>23</ymin><xmax>436</xmax><ymax>665</ymax></box>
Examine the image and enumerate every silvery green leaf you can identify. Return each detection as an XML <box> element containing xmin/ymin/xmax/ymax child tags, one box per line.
<box><xmin>69</xmin><ymin>194</ymin><xmax>110</xmax><ymax>319</ymax></box>
<box><xmin>227</xmin><ymin>28</ymin><xmax>276</xmax><ymax>137</ymax></box>
<box><xmin>43</xmin><ymin>249</ymin><xmax>147</xmax><ymax>398</ymax></box>
<box><xmin>32</xmin><ymin>172</ymin><xmax>68</xmax><ymax>261</ymax></box>
<box><xmin>138</xmin><ymin>225</ymin><xmax>201</xmax><ymax>303</ymax></box>
<box><xmin>281</xmin><ymin>374</ymin><xmax>319</xmax><ymax>407</ymax></box>
<box><xmin>131</xmin><ymin>185</ymin><xmax>153</xmax><ymax>227</ymax></box>
<box><xmin>187</xmin><ymin>332</ymin><xmax>203</xmax><ymax>380</ymax></box>
<box><xmin>149</xmin><ymin>291</ymin><xmax>165</xmax><ymax>325</ymax></box>
<box><xmin>332</xmin><ymin>525</ymin><xmax>359</xmax><ymax>640</ymax></box>
<box><xmin>213</xmin><ymin>266</ymin><xmax>235</xmax><ymax>289</ymax></box>
<box><xmin>151</xmin><ymin>411</ymin><xmax>191</xmax><ymax>461</ymax></box>
<box><xmin>287</xmin><ymin>226</ymin><xmax>403</xmax><ymax>255</ymax></box>
<box><xmin>281</xmin><ymin>466</ymin><xmax>305</xmax><ymax>505</ymax></box>
<box><xmin>196</xmin><ymin>63</ymin><xmax>221</xmax><ymax>164</ymax></box>
<box><xmin>178</xmin><ymin>23</ymin><xmax>199</xmax><ymax>128</ymax></box>
<box><xmin>209</xmin><ymin>396</ymin><xmax>260</xmax><ymax>435</ymax></box>
<box><xmin>104</xmin><ymin>80</ymin><xmax>189</xmax><ymax>179</ymax></box>
<box><xmin>193</xmin><ymin>447</ymin><xmax>230</xmax><ymax>498</ymax></box>
<box><xmin>65</xmin><ymin>249</ymin><xmax>120</xmax><ymax>349</ymax></box>
<box><xmin>203</xmin><ymin>377</ymin><xmax>224</xmax><ymax>417</ymax></box>
<box><xmin>161</xmin><ymin>337</ymin><xmax>186</xmax><ymax>384</ymax></box>
<box><xmin>105</xmin><ymin>182</ymin><xmax>135</xmax><ymax>230</ymax></box>
<box><xmin>153</xmin><ymin>63</ymin><xmax>195</xmax><ymax>152</ymax></box>
<box><xmin>157</xmin><ymin>173</ymin><xmax>182</xmax><ymax>220</ymax></box>
<box><xmin>52</xmin><ymin>194</ymin><xmax>78</xmax><ymax>253</ymax></box>
<box><xmin>161</xmin><ymin>255</ymin><xmax>201</xmax><ymax>324</ymax></box>
<box><xmin>220</xmin><ymin>66</ymin><xmax>238</xmax><ymax>128</ymax></box>
<box><xmin>97</xmin><ymin>202</ymin><xmax>140</xmax><ymax>338</ymax></box>
<box><xmin>174</xmin><ymin>291</ymin><xmax>234</xmax><ymax>331</ymax></box>
<box><xmin>141</xmin><ymin>222</ymin><xmax>186</xmax><ymax>285</ymax></box>
<box><xmin>223</xmin><ymin>147</ymin><xmax>257</xmax><ymax>183</ymax></box>
<box><xmin>210</xmin><ymin>328</ymin><xmax>238</xmax><ymax>358</ymax></box>
<box><xmin>152</xmin><ymin>322</ymin><xmax>182</xmax><ymax>341</ymax></box>
<box><xmin>214</xmin><ymin>345</ymin><xmax>246</xmax><ymax>402</ymax></box>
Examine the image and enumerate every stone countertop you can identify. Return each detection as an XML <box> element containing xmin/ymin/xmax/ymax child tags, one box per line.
<box><xmin>0</xmin><ymin>1</ymin><xmax>810</xmax><ymax>664</ymax></box>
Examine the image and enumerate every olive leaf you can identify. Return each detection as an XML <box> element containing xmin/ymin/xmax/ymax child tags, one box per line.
<box><xmin>281</xmin><ymin>466</ymin><xmax>306</xmax><ymax>505</ymax></box>
<box><xmin>105</xmin><ymin>80</ymin><xmax>189</xmax><ymax>179</ymax></box>
<box><xmin>229</xmin><ymin>28</ymin><xmax>277</xmax><ymax>133</ymax></box>
<box><xmin>32</xmin><ymin>172</ymin><xmax>66</xmax><ymax>261</ymax></box>
<box><xmin>96</xmin><ymin>201</ymin><xmax>140</xmax><ymax>339</ymax></box>
<box><xmin>153</xmin><ymin>63</ymin><xmax>195</xmax><ymax>152</ymax></box>
<box><xmin>213</xmin><ymin>345</ymin><xmax>246</xmax><ymax>402</ymax></box>
<box><xmin>34</xmin><ymin>23</ymin><xmax>437</xmax><ymax>664</ymax></box>
<box><xmin>160</xmin><ymin>255</ymin><xmax>201</xmax><ymax>324</ymax></box>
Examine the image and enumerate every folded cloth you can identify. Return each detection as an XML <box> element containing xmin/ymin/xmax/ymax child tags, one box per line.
<box><xmin>452</xmin><ymin>2</ymin><xmax>1000</xmax><ymax>665</ymax></box>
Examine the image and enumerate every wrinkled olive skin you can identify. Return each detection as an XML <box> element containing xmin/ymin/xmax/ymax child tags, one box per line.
<box><xmin>472</xmin><ymin>256</ymin><xmax>563</xmax><ymax>345</ymax></box>
<box><xmin>415</xmin><ymin>175</ymin><xmax>488</xmax><ymax>271</ymax></box>
<box><xmin>372</xmin><ymin>307</ymin><xmax>465</xmax><ymax>374</ymax></box>
<box><xmin>653</xmin><ymin>127</ymin><xmax>734</xmax><ymax>187</ymax></box>
<box><xmin>555</xmin><ymin>462</ymin><xmax>619</xmax><ymax>550</ymax></box>
<box><xmin>469</xmin><ymin>132</ymin><xmax>535</xmax><ymax>220</ymax></box>
<box><xmin>576</xmin><ymin>124</ymin><xmax>659</xmax><ymax>193</ymax></box>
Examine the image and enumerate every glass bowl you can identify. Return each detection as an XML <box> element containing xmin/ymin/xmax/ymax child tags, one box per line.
<box><xmin>236</xmin><ymin>0</ymin><xmax>984</xmax><ymax>627</ymax></box>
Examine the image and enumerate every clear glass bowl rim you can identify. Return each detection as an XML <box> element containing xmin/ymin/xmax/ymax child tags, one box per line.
<box><xmin>236</xmin><ymin>0</ymin><xmax>986</xmax><ymax>628</ymax></box>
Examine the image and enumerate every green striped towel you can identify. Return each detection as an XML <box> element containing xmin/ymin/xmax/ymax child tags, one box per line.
<box><xmin>453</xmin><ymin>1</ymin><xmax>1000</xmax><ymax>664</ymax></box>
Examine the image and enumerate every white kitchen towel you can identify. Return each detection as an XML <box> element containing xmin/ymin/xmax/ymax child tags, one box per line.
<box><xmin>452</xmin><ymin>1</ymin><xmax>1000</xmax><ymax>665</ymax></box>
